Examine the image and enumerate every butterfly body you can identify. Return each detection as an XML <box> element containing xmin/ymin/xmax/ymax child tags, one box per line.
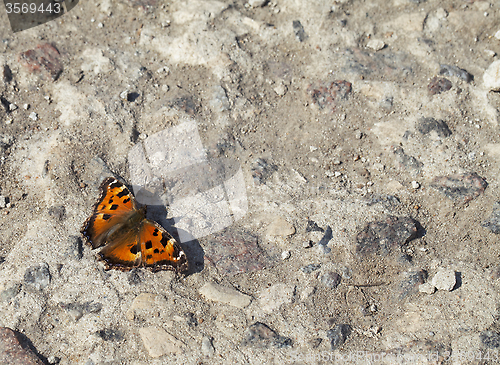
<box><xmin>81</xmin><ymin>177</ymin><xmax>188</xmax><ymax>273</ymax></box>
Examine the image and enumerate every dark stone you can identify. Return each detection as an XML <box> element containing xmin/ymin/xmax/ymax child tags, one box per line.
<box><xmin>66</xmin><ymin>236</ymin><xmax>83</xmax><ymax>260</ymax></box>
<box><xmin>431</xmin><ymin>173</ymin><xmax>487</xmax><ymax>203</ymax></box>
<box><xmin>427</xmin><ymin>77</ymin><xmax>452</xmax><ymax>95</ymax></box>
<box><xmin>417</xmin><ymin>117</ymin><xmax>452</xmax><ymax>138</ymax></box>
<box><xmin>128</xmin><ymin>269</ymin><xmax>141</xmax><ymax>285</ymax></box>
<box><xmin>48</xmin><ymin>205</ymin><xmax>66</xmax><ymax>220</ymax></box>
<box><xmin>305</xmin><ymin>220</ymin><xmax>324</xmax><ymax>233</ymax></box>
<box><xmin>482</xmin><ymin>202</ymin><xmax>500</xmax><ymax>234</ymax></box>
<box><xmin>417</xmin><ymin>118</ymin><xmax>451</xmax><ymax>138</ymax></box>
<box><xmin>19</xmin><ymin>43</ymin><xmax>63</xmax><ymax>80</ymax></box>
<box><xmin>327</xmin><ymin>324</ymin><xmax>351</xmax><ymax>350</ymax></box>
<box><xmin>480</xmin><ymin>331</ymin><xmax>500</xmax><ymax>348</ymax></box>
<box><xmin>439</xmin><ymin>64</ymin><xmax>473</xmax><ymax>83</ymax></box>
<box><xmin>301</xmin><ymin>264</ymin><xmax>321</xmax><ymax>274</ymax></box>
<box><xmin>23</xmin><ymin>263</ymin><xmax>50</xmax><ymax>291</ymax></box>
<box><xmin>0</xmin><ymin>284</ymin><xmax>20</xmax><ymax>302</ymax></box>
<box><xmin>366</xmin><ymin>195</ymin><xmax>401</xmax><ymax>209</ymax></box>
<box><xmin>307</xmin><ymin>80</ymin><xmax>352</xmax><ymax>111</ymax></box>
<box><xmin>0</xmin><ymin>327</ymin><xmax>44</xmax><ymax>365</ymax></box>
<box><xmin>251</xmin><ymin>158</ymin><xmax>277</xmax><ymax>185</ymax></box>
<box><xmin>185</xmin><ymin>312</ymin><xmax>198</xmax><ymax>327</ymax></box>
<box><xmin>393</xmin><ymin>147</ymin><xmax>423</xmax><ymax>174</ymax></box>
<box><xmin>355</xmin><ymin>216</ymin><xmax>418</xmax><ymax>256</ymax></box>
<box><xmin>316</xmin><ymin>226</ymin><xmax>332</xmax><ymax>254</ymax></box>
<box><xmin>342</xmin><ymin>47</ymin><xmax>416</xmax><ymax>80</ymax></box>
<box><xmin>96</xmin><ymin>328</ymin><xmax>123</xmax><ymax>342</ymax></box>
<box><xmin>292</xmin><ymin>20</ymin><xmax>307</xmax><ymax>42</ymax></box>
<box><xmin>242</xmin><ymin>322</ymin><xmax>292</xmax><ymax>349</ymax></box>
<box><xmin>59</xmin><ymin>301</ymin><xmax>102</xmax><ymax>321</ymax></box>
<box><xmin>398</xmin><ymin>270</ymin><xmax>427</xmax><ymax>300</ymax></box>
<box><xmin>320</xmin><ymin>272</ymin><xmax>341</xmax><ymax>289</ymax></box>
<box><xmin>3</xmin><ymin>65</ymin><xmax>12</xmax><ymax>83</ymax></box>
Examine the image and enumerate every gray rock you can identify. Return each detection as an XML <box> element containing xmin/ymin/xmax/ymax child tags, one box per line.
<box><xmin>292</xmin><ymin>20</ymin><xmax>307</xmax><ymax>42</ymax></box>
<box><xmin>439</xmin><ymin>64</ymin><xmax>473</xmax><ymax>82</ymax></box>
<box><xmin>301</xmin><ymin>264</ymin><xmax>321</xmax><ymax>274</ymax></box>
<box><xmin>431</xmin><ymin>173</ymin><xmax>487</xmax><ymax>203</ymax></box>
<box><xmin>417</xmin><ymin>117</ymin><xmax>452</xmax><ymax>138</ymax></box>
<box><xmin>23</xmin><ymin>263</ymin><xmax>51</xmax><ymax>291</ymax></box>
<box><xmin>242</xmin><ymin>322</ymin><xmax>292</xmax><ymax>349</ymax></box>
<box><xmin>482</xmin><ymin>202</ymin><xmax>500</xmax><ymax>234</ymax></box>
<box><xmin>201</xmin><ymin>336</ymin><xmax>215</xmax><ymax>357</ymax></box>
<box><xmin>320</xmin><ymin>272</ymin><xmax>341</xmax><ymax>289</ymax></box>
<box><xmin>480</xmin><ymin>330</ymin><xmax>500</xmax><ymax>348</ymax></box>
<box><xmin>327</xmin><ymin>324</ymin><xmax>351</xmax><ymax>350</ymax></box>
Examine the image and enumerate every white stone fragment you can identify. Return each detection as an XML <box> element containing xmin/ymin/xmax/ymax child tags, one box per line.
<box><xmin>419</xmin><ymin>282</ymin><xmax>436</xmax><ymax>294</ymax></box>
<box><xmin>431</xmin><ymin>269</ymin><xmax>456</xmax><ymax>291</ymax></box>
<box><xmin>199</xmin><ymin>282</ymin><xmax>252</xmax><ymax>308</ymax></box>
<box><xmin>366</xmin><ymin>39</ymin><xmax>385</xmax><ymax>51</ymax></box>
<box><xmin>483</xmin><ymin>60</ymin><xmax>500</xmax><ymax>91</ymax></box>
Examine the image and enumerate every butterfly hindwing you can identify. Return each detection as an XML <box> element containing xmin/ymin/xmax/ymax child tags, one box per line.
<box><xmin>98</xmin><ymin>226</ymin><xmax>142</xmax><ymax>270</ymax></box>
<box><xmin>81</xmin><ymin>177</ymin><xmax>137</xmax><ymax>249</ymax></box>
<box><xmin>139</xmin><ymin>219</ymin><xmax>188</xmax><ymax>272</ymax></box>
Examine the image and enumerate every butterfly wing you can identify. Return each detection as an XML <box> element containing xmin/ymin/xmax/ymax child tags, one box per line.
<box><xmin>139</xmin><ymin>219</ymin><xmax>188</xmax><ymax>273</ymax></box>
<box><xmin>81</xmin><ymin>177</ymin><xmax>138</xmax><ymax>249</ymax></box>
<box><xmin>98</xmin><ymin>227</ymin><xmax>142</xmax><ymax>270</ymax></box>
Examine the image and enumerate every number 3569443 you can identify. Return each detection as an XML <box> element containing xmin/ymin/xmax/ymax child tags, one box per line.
<box><xmin>5</xmin><ymin>2</ymin><xmax>61</xmax><ymax>14</ymax></box>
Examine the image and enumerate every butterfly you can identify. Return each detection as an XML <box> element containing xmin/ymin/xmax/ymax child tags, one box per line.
<box><xmin>81</xmin><ymin>177</ymin><xmax>188</xmax><ymax>273</ymax></box>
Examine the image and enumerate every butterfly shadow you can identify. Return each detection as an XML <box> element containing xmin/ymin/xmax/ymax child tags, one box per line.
<box><xmin>147</xmin><ymin>204</ymin><xmax>205</xmax><ymax>275</ymax></box>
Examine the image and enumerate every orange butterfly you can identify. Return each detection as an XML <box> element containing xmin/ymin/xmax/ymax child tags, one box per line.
<box><xmin>81</xmin><ymin>177</ymin><xmax>188</xmax><ymax>273</ymax></box>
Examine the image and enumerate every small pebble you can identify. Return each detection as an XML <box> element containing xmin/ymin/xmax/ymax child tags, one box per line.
<box><xmin>495</xmin><ymin>30</ymin><xmax>500</xmax><ymax>40</ymax></box>
<box><xmin>24</xmin><ymin>263</ymin><xmax>51</xmax><ymax>291</ymax></box>
<box><xmin>0</xmin><ymin>196</ymin><xmax>6</xmax><ymax>208</ymax></box>
<box><xmin>411</xmin><ymin>181</ymin><xmax>420</xmax><ymax>189</ymax></box>
<box><xmin>301</xmin><ymin>263</ymin><xmax>321</xmax><ymax>274</ymax></box>
<box><xmin>23</xmin><ymin>104</ymin><xmax>29</xmax><ymax>110</ymax></box>
<box><xmin>418</xmin><ymin>282</ymin><xmax>436</xmax><ymax>294</ymax></box>
<box><xmin>320</xmin><ymin>271</ymin><xmax>341</xmax><ymax>289</ymax></box>
<box><xmin>201</xmin><ymin>336</ymin><xmax>215</xmax><ymax>357</ymax></box>
<box><xmin>120</xmin><ymin>90</ymin><xmax>129</xmax><ymax>100</ymax></box>
<box><xmin>247</xmin><ymin>0</ymin><xmax>268</xmax><ymax>8</ymax></box>
<box><xmin>29</xmin><ymin>112</ymin><xmax>38</xmax><ymax>121</ymax></box>
<box><xmin>303</xmin><ymin>240</ymin><xmax>313</xmax><ymax>248</ymax></box>
<box><xmin>9</xmin><ymin>104</ymin><xmax>17</xmax><ymax>111</ymax></box>
<box><xmin>281</xmin><ymin>250</ymin><xmax>291</xmax><ymax>260</ymax></box>
<box><xmin>431</xmin><ymin>269</ymin><xmax>456</xmax><ymax>291</ymax></box>
<box><xmin>366</xmin><ymin>39</ymin><xmax>385</xmax><ymax>51</ymax></box>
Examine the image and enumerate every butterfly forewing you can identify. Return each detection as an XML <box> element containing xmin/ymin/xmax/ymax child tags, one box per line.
<box><xmin>81</xmin><ymin>177</ymin><xmax>137</xmax><ymax>249</ymax></box>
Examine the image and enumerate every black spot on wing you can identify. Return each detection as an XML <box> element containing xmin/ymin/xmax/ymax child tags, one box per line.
<box><xmin>153</xmin><ymin>228</ymin><xmax>159</xmax><ymax>236</ymax></box>
<box><xmin>102</xmin><ymin>214</ymin><xmax>111</xmax><ymax>220</ymax></box>
<box><xmin>109</xmin><ymin>204</ymin><xmax>119</xmax><ymax>210</ymax></box>
<box><xmin>146</xmin><ymin>255</ymin><xmax>152</xmax><ymax>260</ymax></box>
<box><xmin>145</xmin><ymin>241</ymin><xmax>152</xmax><ymax>250</ymax></box>
<box><xmin>117</xmin><ymin>189</ymin><xmax>129</xmax><ymax>198</ymax></box>
<box><xmin>110</xmin><ymin>181</ymin><xmax>123</xmax><ymax>189</ymax></box>
<box><xmin>108</xmin><ymin>198</ymin><xmax>114</xmax><ymax>204</ymax></box>
<box><xmin>154</xmin><ymin>248</ymin><xmax>159</xmax><ymax>254</ymax></box>
<box><xmin>123</xmin><ymin>198</ymin><xmax>131</xmax><ymax>204</ymax></box>
<box><xmin>130</xmin><ymin>245</ymin><xmax>139</xmax><ymax>255</ymax></box>
<box><xmin>160</xmin><ymin>235</ymin><xmax>169</xmax><ymax>248</ymax></box>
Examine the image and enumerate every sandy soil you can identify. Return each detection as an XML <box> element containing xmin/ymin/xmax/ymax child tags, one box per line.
<box><xmin>1</xmin><ymin>0</ymin><xmax>500</xmax><ymax>364</ymax></box>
